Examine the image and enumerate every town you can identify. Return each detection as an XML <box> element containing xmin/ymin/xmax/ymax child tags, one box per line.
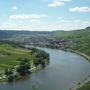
<box><xmin>14</xmin><ymin>36</ymin><xmax>76</xmax><ymax>49</ymax></box>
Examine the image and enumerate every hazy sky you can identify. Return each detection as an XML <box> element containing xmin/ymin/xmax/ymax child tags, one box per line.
<box><xmin>0</xmin><ymin>0</ymin><xmax>90</xmax><ymax>31</ymax></box>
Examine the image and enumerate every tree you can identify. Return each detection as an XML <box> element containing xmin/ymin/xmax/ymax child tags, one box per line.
<box><xmin>5</xmin><ymin>68</ymin><xmax>13</xmax><ymax>76</ymax></box>
<box><xmin>41</xmin><ymin>60</ymin><xmax>45</xmax><ymax>68</ymax></box>
<box><xmin>7</xmin><ymin>75</ymin><xmax>14</xmax><ymax>82</ymax></box>
<box><xmin>34</xmin><ymin>50</ymin><xmax>49</xmax><ymax>67</ymax></box>
<box><xmin>17</xmin><ymin>63</ymin><xmax>31</xmax><ymax>76</ymax></box>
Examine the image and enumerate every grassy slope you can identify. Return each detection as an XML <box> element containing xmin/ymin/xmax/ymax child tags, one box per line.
<box><xmin>0</xmin><ymin>44</ymin><xmax>34</xmax><ymax>71</ymax></box>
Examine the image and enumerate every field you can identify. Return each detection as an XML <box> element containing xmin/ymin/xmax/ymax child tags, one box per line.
<box><xmin>0</xmin><ymin>44</ymin><xmax>34</xmax><ymax>71</ymax></box>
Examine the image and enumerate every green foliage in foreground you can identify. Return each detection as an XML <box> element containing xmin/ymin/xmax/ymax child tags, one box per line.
<box><xmin>77</xmin><ymin>81</ymin><xmax>90</xmax><ymax>90</ymax></box>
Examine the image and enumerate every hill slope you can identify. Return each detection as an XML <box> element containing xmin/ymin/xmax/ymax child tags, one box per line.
<box><xmin>0</xmin><ymin>30</ymin><xmax>64</xmax><ymax>39</ymax></box>
<box><xmin>40</xmin><ymin>27</ymin><xmax>90</xmax><ymax>56</ymax></box>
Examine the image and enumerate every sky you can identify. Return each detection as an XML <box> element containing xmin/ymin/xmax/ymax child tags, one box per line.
<box><xmin>0</xmin><ymin>0</ymin><xmax>90</xmax><ymax>31</ymax></box>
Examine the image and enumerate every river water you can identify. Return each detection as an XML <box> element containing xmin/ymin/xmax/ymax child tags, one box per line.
<box><xmin>0</xmin><ymin>48</ymin><xmax>90</xmax><ymax>90</ymax></box>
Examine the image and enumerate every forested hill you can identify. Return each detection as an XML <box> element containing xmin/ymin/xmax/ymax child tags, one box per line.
<box><xmin>0</xmin><ymin>30</ymin><xmax>64</xmax><ymax>39</ymax></box>
<box><xmin>0</xmin><ymin>27</ymin><xmax>89</xmax><ymax>39</ymax></box>
<box><xmin>40</xmin><ymin>27</ymin><xmax>90</xmax><ymax>38</ymax></box>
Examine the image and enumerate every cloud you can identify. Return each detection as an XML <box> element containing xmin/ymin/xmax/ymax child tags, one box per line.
<box><xmin>12</xmin><ymin>6</ymin><xmax>18</xmax><ymax>10</ymax></box>
<box><xmin>1</xmin><ymin>19</ymin><xmax>90</xmax><ymax>31</ymax></box>
<box><xmin>48</xmin><ymin>1</ymin><xmax>64</xmax><ymax>7</ymax></box>
<box><xmin>30</xmin><ymin>19</ymin><xmax>41</xmax><ymax>23</ymax></box>
<box><xmin>9</xmin><ymin>14</ymin><xmax>48</xmax><ymax>19</ymax></box>
<box><xmin>69</xmin><ymin>7</ymin><xmax>90</xmax><ymax>12</ymax></box>
<box><xmin>55</xmin><ymin>18</ymin><xmax>90</xmax><ymax>30</ymax></box>
<box><xmin>59</xmin><ymin>0</ymin><xmax>72</xmax><ymax>2</ymax></box>
<box><xmin>57</xmin><ymin>17</ymin><xmax>63</xmax><ymax>20</ymax></box>
<box><xmin>48</xmin><ymin>0</ymin><xmax>72</xmax><ymax>7</ymax></box>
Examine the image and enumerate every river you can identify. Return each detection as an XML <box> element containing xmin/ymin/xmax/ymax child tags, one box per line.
<box><xmin>0</xmin><ymin>48</ymin><xmax>90</xmax><ymax>90</ymax></box>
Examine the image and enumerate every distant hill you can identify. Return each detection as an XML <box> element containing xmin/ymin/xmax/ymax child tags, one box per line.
<box><xmin>85</xmin><ymin>26</ymin><xmax>90</xmax><ymax>30</ymax></box>
<box><xmin>0</xmin><ymin>30</ymin><xmax>64</xmax><ymax>39</ymax></box>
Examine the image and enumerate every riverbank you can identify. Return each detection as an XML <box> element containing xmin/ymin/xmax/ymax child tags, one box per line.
<box><xmin>32</xmin><ymin>45</ymin><xmax>90</xmax><ymax>62</ymax></box>
<box><xmin>0</xmin><ymin>65</ymin><xmax>43</xmax><ymax>82</ymax></box>
<box><xmin>70</xmin><ymin>76</ymin><xmax>90</xmax><ymax>90</ymax></box>
<box><xmin>67</xmin><ymin>49</ymin><xmax>90</xmax><ymax>90</ymax></box>
<box><xmin>66</xmin><ymin>49</ymin><xmax>90</xmax><ymax>62</ymax></box>
<box><xmin>54</xmin><ymin>48</ymin><xmax>90</xmax><ymax>90</ymax></box>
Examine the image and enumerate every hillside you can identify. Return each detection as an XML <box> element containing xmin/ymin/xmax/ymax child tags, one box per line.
<box><xmin>0</xmin><ymin>30</ymin><xmax>64</xmax><ymax>39</ymax></box>
<box><xmin>39</xmin><ymin>27</ymin><xmax>90</xmax><ymax>56</ymax></box>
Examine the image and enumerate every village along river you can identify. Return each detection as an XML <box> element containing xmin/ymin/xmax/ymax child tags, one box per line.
<box><xmin>0</xmin><ymin>48</ymin><xmax>90</xmax><ymax>90</ymax></box>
